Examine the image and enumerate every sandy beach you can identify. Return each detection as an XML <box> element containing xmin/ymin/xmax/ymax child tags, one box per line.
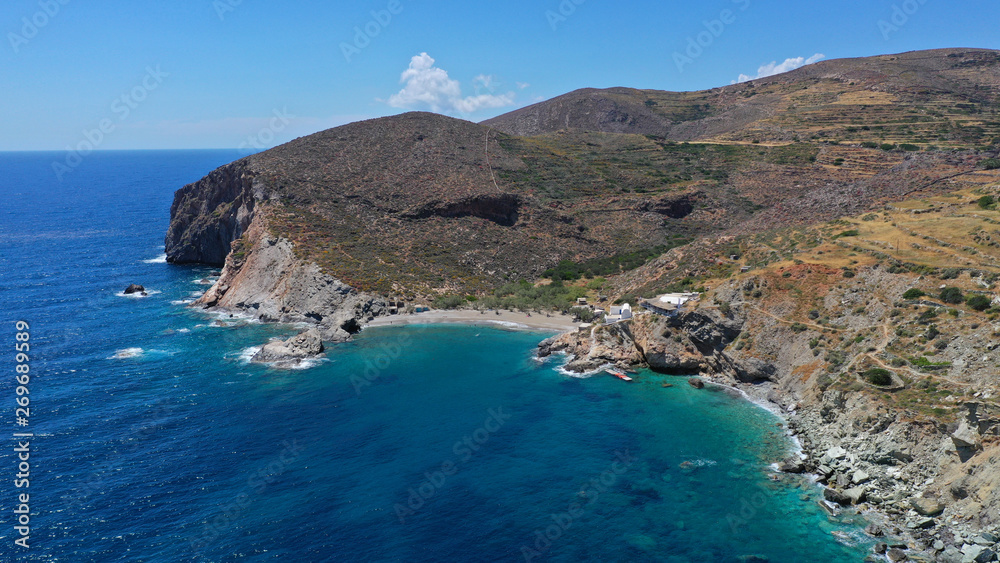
<box><xmin>365</xmin><ymin>309</ymin><xmax>579</xmax><ymax>333</ymax></box>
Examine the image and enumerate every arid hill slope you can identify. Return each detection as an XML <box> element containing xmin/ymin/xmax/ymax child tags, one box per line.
<box><xmin>485</xmin><ymin>48</ymin><xmax>1000</xmax><ymax>146</ymax></box>
<box><xmin>167</xmin><ymin>49</ymin><xmax>1000</xmax><ymax>304</ymax></box>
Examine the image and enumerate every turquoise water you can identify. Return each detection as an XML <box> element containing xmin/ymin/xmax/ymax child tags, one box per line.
<box><xmin>0</xmin><ymin>152</ymin><xmax>871</xmax><ymax>561</ymax></box>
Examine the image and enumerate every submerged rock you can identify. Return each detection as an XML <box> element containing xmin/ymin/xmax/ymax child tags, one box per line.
<box><xmin>865</xmin><ymin>523</ymin><xmax>885</xmax><ymax>537</ymax></box>
<box><xmin>688</xmin><ymin>377</ymin><xmax>705</xmax><ymax>389</ymax></box>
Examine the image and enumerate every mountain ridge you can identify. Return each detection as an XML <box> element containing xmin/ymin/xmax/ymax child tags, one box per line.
<box><xmin>484</xmin><ymin>48</ymin><xmax>1000</xmax><ymax>144</ymax></box>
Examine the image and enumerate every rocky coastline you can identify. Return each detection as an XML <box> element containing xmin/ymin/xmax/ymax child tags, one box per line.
<box><xmin>537</xmin><ymin>293</ymin><xmax>1000</xmax><ymax>562</ymax></box>
<box><xmin>165</xmin><ymin>159</ymin><xmax>387</xmax><ymax>351</ymax></box>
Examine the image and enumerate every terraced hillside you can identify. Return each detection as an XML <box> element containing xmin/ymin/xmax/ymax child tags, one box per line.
<box><xmin>485</xmin><ymin>48</ymin><xmax>1000</xmax><ymax>148</ymax></box>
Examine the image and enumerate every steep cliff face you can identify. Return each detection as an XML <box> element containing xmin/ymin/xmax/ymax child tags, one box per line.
<box><xmin>194</xmin><ymin>210</ymin><xmax>385</xmax><ymax>338</ymax></box>
<box><xmin>164</xmin><ymin>154</ymin><xmax>385</xmax><ymax>334</ymax></box>
<box><xmin>165</xmin><ymin>158</ymin><xmax>263</xmax><ymax>265</ymax></box>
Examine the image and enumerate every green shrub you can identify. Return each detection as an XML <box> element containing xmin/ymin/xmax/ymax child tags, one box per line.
<box><xmin>542</xmin><ymin>244</ymin><xmax>685</xmax><ymax>280</ymax></box>
<box><xmin>967</xmin><ymin>294</ymin><xmax>992</xmax><ymax>311</ymax></box>
<box><xmin>902</xmin><ymin>288</ymin><xmax>925</xmax><ymax>299</ymax></box>
<box><xmin>570</xmin><ymin>307</ymin><xmax>600</xmax><ymax>323</ymax></box>
<box><xmin>790</xmin><ymin>323</ymin><xmax>808</xmax><ymax>333</ymax></box>
<box><xmin>939</xmin><ymin>286</ymin><xmax>963</xmax><ymax>304</ymax></box>
<box><xmin>863</xmin><ymin>368</ymin><xmax>893</xmax><ymax>386</ymax></box>
<box><xmin>833</xmin><ymin>229</ymin><xmax>859</xmax><ymax>239</ymax></box>
<box><xmin>432</xmin><ymin>295</ymin><xmax>466</xmax><ymax>309</ymax></box>
<box><xmin>917</xmin><ymin>308</ymin><xmax>939</xmax><ymax>324</ymax></box>
<box><xmin>880</xmin><ymin>143</ymin><xmax>897</xmax><ymax>151</ymax></box>
<box><xmin>861</xmin><ymin>141</ymin><xmax>879</xmax><ymax>149</ymax></box>
<box><xmin>978</xmin><ymin>195</ymin><xmax>996</xmax><ymax>209</ymax></box>
<box><xmin>825</xmin><ymin>350</ymin><xmax>846</xmax><ymax>368</ymax></box>
<box><xmin>939</xmin><ymin>268</ymin><xmax>961</xmax><ymax>280</ymax></box>
<box><xmin>980</xmin><ymin>158</ymin><xmax>1000</xmax><ymax>170</ymax></box>
<box><xmin>899</xmin><ymin>143</ymin><xmax>920</xmax><ymax>151</ymax></box>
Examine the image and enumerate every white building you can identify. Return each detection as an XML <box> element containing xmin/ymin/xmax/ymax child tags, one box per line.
<box><xmin>640</xmin><ymin>293</ymin><xmax>700</xmax><ymax>317</ymax></box>
<box><xmin>656</xmin><ymin>293</ymin><xmax>700</xmax><ymax>307</ymax></box>
<box><xmin>606</xmin><ymin>303</ymin><xmax>632</xmax><ymax>323</ymax></box>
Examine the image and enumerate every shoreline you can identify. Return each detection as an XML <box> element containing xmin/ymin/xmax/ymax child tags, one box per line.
<box><xmin>365</xmin><ymin>308</ymin><xmax>579</xmax><ymax>333</ymax></box>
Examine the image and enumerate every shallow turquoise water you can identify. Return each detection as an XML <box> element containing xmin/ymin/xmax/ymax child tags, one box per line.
<box><xmin>0</xmin><ymin>152</ymin><xmax>871</xmax><ymax>561</ymax></box>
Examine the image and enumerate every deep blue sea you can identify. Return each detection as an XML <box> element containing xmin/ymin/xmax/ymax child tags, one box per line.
<box><xmin>0</xmin><ymin>151</ymin><xmax>872</xmax><ymax>561</ymax></box>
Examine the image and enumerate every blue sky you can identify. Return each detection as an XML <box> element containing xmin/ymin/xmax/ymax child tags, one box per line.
<box><xmin>2</xmin><ymin>0</ymin><xmax>998</xmax><ymax>150</ymax></box>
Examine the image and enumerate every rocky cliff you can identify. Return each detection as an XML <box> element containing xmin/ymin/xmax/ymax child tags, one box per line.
<box><xmin>164</xmin><ymin>154</ymin><xmax>385</xmax><ymax>337</ymax></box>
<box><xmin>165</xmin><ymin>157</ymin><xmax>261</xmax><ymax>266</ymax></box>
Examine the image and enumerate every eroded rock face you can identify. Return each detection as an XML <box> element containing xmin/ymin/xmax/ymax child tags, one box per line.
<box><xmin>539</xmin><ymin>308</ymin><xmax>751</xmax><ymax>378</ymax></box>
<box><xmin>165</xmin><ymin>158</ymin><xmax>262</xmax><ymax>266</ymax></box>
<box><xmin>193</xmin><ymin>211</ymin><xmax>385</xmax><ymax>337</ymax></box>
<box><xmin>538</xmin><ymin>322</ymin><xmax>644</xmax><ymax>373</ymax></box>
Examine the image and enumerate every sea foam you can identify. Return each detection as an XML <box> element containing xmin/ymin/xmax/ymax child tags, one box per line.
<box><xmin>142</xmin><ymin>254</ymin><xmax>168</xmax><ymax>264</ymax></box>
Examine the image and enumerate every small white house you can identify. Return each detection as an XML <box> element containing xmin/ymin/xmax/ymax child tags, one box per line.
<box><xmin>606</xmin><ymin>303</ymin><xmax>632</xmax><ymax>323</ymax></box>
<box><xmin>657</xmin><ymin>293</ymin><xmax>700</xmax><ymax>307</ymax></box>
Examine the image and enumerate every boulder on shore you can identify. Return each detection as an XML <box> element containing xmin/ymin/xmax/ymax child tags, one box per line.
<box><xmin>688</xmin><ymin>377</ymin><xmax>705</xmax><ymax>389</ymax></box>
<box><xmin>823</xmin><ymin>487</ymin><xmax>852</xmax><ymax>506</ymax></box>
<box><xmin>252</xmin><ymin>329</ymin><xmax>325</xmax><ymax>366</ymax></box>
<box><xmin>779</xmin><ymin>459</ymin><xmax>806</xmax><ymax>474</ymax></box>
<box><xmin>952</xmin><ymin>421</ymin><xmax>982</xmax><ymax>450</ymax></box>
<box><xmin>124</xmin><ymin>284</ymin><xmax>146</xmax><ymax>295</ymax></box>
<box><xmin>909</xmin><ymin>496</ymin><xmax>945</xmax><ymax>517</ymax></box>
<box><xmin>843</xmin><ymin>486</ymin><xmax>867</xmax><ymax>505</ymax></box>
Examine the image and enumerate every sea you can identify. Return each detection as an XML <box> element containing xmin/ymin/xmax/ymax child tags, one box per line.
<box><xmin>0</xmin><ymin>151</ymin><xmax>874</xmax><ymax>562</ymax></box>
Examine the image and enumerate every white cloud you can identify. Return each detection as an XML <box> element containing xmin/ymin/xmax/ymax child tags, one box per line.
<box><xmin>387</xmin><ymin>53</ymin><xmax>516</xmax><ymax>114</ymax></box>
<box><xmin>734</xmin><ymin>53</ymin><xmax>825</xmax><ymax>83</ymax></box>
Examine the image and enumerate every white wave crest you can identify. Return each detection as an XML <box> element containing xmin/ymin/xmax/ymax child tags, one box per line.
<box><xmin>115</xmin><ymin>289</ymin><xmax>161</xmax><ymax>298</ymax></box>
<box><xmin>111</xmin><ymin>347</ymin><xmax>144</xmax><ymax>359</ymax></box>
<box><xmin>142</xmin><ymin>254</ymin><xmax>168</xmax><ymax>264</ymax></box>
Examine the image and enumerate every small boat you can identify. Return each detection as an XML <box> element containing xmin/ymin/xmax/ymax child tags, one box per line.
<box><xmin>607</xmin><ymin>369</ymin><xmax>633</xmax><ymax>382</ymax></box>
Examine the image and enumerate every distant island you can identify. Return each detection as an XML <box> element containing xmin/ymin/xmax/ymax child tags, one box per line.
<box><xmin>166</xmin><ymin>48</ymin><xmax>1000</xmax><ymax>561</ymax></box>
